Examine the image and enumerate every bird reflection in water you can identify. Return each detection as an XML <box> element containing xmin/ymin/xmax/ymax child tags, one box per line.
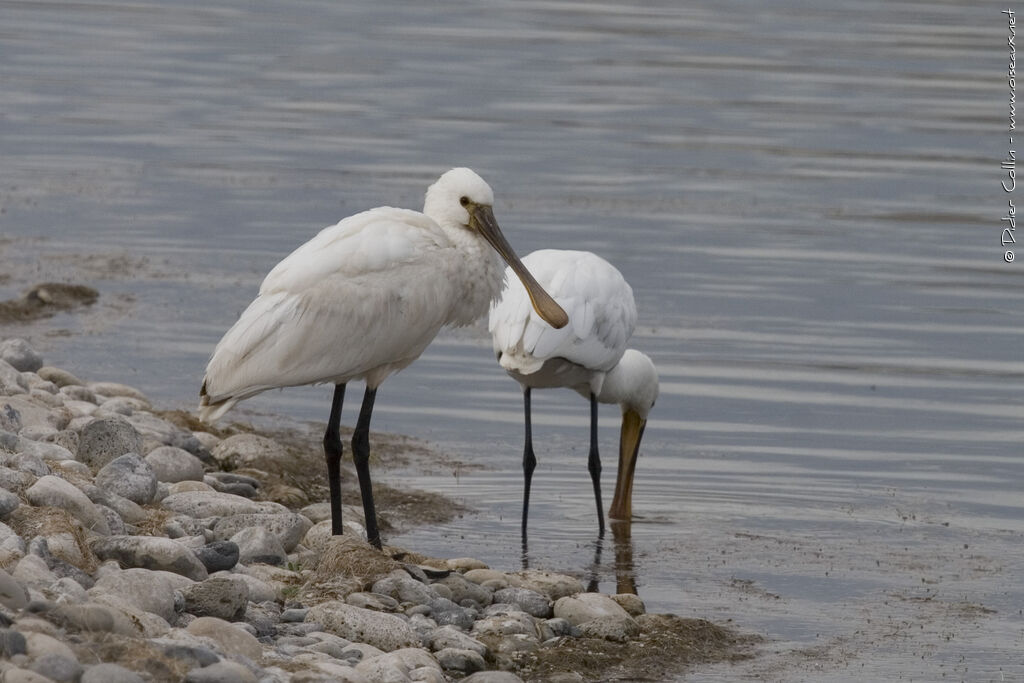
<box><xmin>521</xmin><ymin>519</ymin><xmax>638</xmax><ymax>597</ymax></box>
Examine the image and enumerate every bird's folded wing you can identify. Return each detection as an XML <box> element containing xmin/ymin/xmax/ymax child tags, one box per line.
<box><xmin>489</xmin><ymin>249</ymin><xmax>637</xmax><ymax>375</ymax></box>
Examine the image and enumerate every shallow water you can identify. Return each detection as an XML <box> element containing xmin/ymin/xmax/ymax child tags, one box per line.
<box><xmin>2</xmin><ymin>0</ymin><xmax>1022</xmax><ymax>679</ymax></box>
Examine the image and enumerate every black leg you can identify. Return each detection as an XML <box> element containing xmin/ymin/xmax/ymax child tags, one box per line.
<box><xmin>588</xmin><ymin>392</ymin><xmax>605</xmax><ymax>536</ymax></box>
<box><xmin>521</xmin><ymin>387</ymin><xmax>537</xmax><ymax>537</ymax></box>
<box><xmin>323</xmin><ymin>384</ymin><xmax>346</xmax><ymax>535</ymax></box>
<box><xmin>352</xmin><ymin>386</ymin><xmax>381</xmax><ymax>549</ymax></box>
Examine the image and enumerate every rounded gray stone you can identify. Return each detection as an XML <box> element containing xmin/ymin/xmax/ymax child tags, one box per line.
<box><xmin>0</xmin><ymin>339</ymin><xmax>43</xmax><ymax>373</ymax></box>
<box><xmin>435</xmin><ymin>647</ymin><xmax>486</xmax><ymax>673</ymax></box>
<box><xmin>0</xmin><ymin>359</ymin><xmax>29</xmax><ymax>394</ymax></box>
<box><xmin>428</xmin><ymin>625</ymin><xmax>488</xmax><ymax>657</ymax></box>
<box><xmin>306</xmin><ymin>601</ymin><xmax>421</xmax><ymax>652</ymax></box>
<box><xmin>229</xmin><ymin>526</ymin><xmax>286</xmax><ymax>566</ymax></box>
<box><xmin>194</xmin><ymin>540</ymin><xmax>239</xmax><ymax>573</ymax></box>
<box><xmin>80</xmin><ymin>663</ymin><xmax>146</xmax><ymax>683</ymax></box>
<box><xmin>76</xmin><ymin>416</ymin><xmax>144</xmax><ymax>471</ymax></box>
<box><xmin>25</xmin><ymin>475</ymin><xmax>110</xmax><ymax>535</ymax></box>
<box><xmin>433</xmin><ymin>573</ymin><xmax>493</xmax><ymax>607</ymax></box>
<box><xmin>428</xmin><ymin>596</ymin><xmax>475</xmax><ymax>630</ymax></box>
<box><xmin>212</xmin><ymin>513</ymin><xmax>311</xmax><ymax>553</ymax></box>
<box><xmin>90</xmin><ymin>536</ymin><xmax>208</xmax><ymax>581</ymax></box>
<box><xmin>149</xmin><ymin>638</ymin><xmax>221</xmax><ymax>669</ymax></box>
<box><xmin>211</xmin><ymin>433</ymin><xmax>288</xmax><ymax>471</ymax></box>
<box><xmin>90</xmin><ymin>567</ymin><xmax>191</xmax><ymax>621</ymax></box>
<box><xmin>145</xmin><ymin>445</ymin><xmax>205</xmax><ymax>483</ymax></box>
<box><xmin>89</xmin><ymin>382</ymin><xmax>149</xmax><ymax>402</ymax></box>
<box><xmin>0</xmin><ymin>628</ymin><xmax>27</xmax><ymax>656</ymax></box>
<box><xmin>95</xmin><ymin>453</ymin><xmax>157</xmax><ymax>504</ymax></box>
<box><xmin>552</xmin><ymin>593</ymin><xmax>639</xmax><ymax>641</ymax></box>
<box><xmin>161</xmin><ymin>490</ymin><xmax>264</xmax><ymax>518</ymax></box>
<box><xmin>0</xmin><ymin>488</ymin><xmax>20</xmax><ymax>518</ymax></box>
<box><xmin>184</xmin><ymin>660</ymin><xmax>257</xmax><ymax>683</ymax></box>
<box><xmin>372</xmin><ymin>570</ymin><xmax>435</xmax><ymax>605</ymax></box>
<box><xmin>36</xmin><ymin>366</ymin><xmax>83</xmax><ymax>388</ymax></box>
<box><xmin>28</xmin><ymin>653</ymin><xmax>83</xmax><ymax>683</ymax></box>
<box><xmin>280</xmin><ymin>607</ymin><xmax>308</xmax><ymax>622</ymax></box>
<box><xmin>181</xmin><ymin>576</ymin><xmax>249</xmax><ymax>621</ymax></box>
<box><xmin>493</xmin><ymin>586</ymin><xmax>552</xmax><ymax>619</ymax></box>
<box><xmin>59</xmin><ymin>385</ymin><xmax>97</xmax><ymax>403</ymax></box>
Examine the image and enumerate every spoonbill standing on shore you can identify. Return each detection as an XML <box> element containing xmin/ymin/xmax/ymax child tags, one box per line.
<box><xmin>199</xmin><ymin>168</ymin><xmax>568</xmax><ymax>549</ymax></box>
<box><xmin>488</xmin><ymin>249</ymin><xmax>658</xmax><ymax>535</ymax></box>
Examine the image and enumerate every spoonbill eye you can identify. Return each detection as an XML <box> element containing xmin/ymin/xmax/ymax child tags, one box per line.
<box><xmin>459</xmin><ymin>196</ymin><xmax>470</xmax><ymax>207</ymax></box>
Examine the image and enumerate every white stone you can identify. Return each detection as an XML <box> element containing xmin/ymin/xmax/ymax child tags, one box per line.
<box><xmin>306</xmin><ymin>601</ymin><xmax>421</xmax><ymax>652</ymax></box>
<box><xmin>145</xmin><ymin>446</ymin><xmax>205</xmax><ymax>483</ymax></box>
<box><xmin>25</xmin><ymin>475</ymin><xmax>109</xmax><ymax>535</ymax></box>
<box><xmin>185</xmin><ymin>616</ymin><xmax>263</xmax><ymax>661</ymax></box>
<box><xmin>91</xmin><ymin>567</ymin><xmax>193</xmax><ymax>621</ymax></box>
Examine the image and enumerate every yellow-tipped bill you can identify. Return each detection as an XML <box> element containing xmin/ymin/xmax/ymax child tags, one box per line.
<box><xmin>609</xmin><ymin>408</ymin><xmax>646</xmax><ymax>520</ymax></box>
<box><xmin>470</xmin><ymin>205</ymin><xmax>569</xmax><ymax>329</ymax></box>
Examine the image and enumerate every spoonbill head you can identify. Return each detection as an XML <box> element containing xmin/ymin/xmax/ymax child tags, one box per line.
<box><xmin>599</xmin><ymin>349</ymin><xmax>659</xmax><ymax>520</ymax></box>
<box><xmin>199</xmin><ymin>168</ymin><xmax>567</xmax><ymax>548</ymax></box>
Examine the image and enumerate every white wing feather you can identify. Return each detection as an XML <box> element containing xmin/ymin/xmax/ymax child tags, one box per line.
<box><xmin>202</xmin><ymin>207</ymin><xmax>459</xmax><ymax>415</ymax></box>
<box><xmin>489</xmin><ymin>249</ymin><xmax>637</xmax><ymax>377</ymax></box>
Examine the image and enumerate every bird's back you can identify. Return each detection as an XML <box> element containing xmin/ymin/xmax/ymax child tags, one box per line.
<box><xmin>489</xmin><ymin>249</ymin><xmax>637</xmax><ymax>383</ymax></box>
<box><xmin>200</xmin><ymin>207</ymin><xmax>462</xmax><ymax>420</ymax></box>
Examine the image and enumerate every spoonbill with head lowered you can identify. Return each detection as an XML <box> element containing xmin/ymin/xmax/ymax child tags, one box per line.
<box><xmin>488</xmin><ymin>249</ymin><xmax>658</xmax><ymax>535</ymax></box>
<box><xmin>199</xmin><ymin>168</ymin><xmax>568</xmax><ymax>549</ymax></box>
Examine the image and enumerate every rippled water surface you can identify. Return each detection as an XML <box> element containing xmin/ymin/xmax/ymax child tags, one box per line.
<box><xmin>3</xmin><ymin>0</ymin><xmax>1022</xmax><ymax>679</ymax></box>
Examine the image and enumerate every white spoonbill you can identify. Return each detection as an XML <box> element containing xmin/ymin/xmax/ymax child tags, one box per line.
<box><xmin>488</xmin><ymin>249</ymin><xmax>658</xmax><ymax>534</ymax></box>
<box><xmin>199</xmin><ymin>168</ymin><xmax>568</xmax><ymax>548</ymax></box>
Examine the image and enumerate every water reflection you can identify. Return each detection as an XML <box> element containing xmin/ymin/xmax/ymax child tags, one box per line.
<box><xmin>523</xmin><ymin>520</ymin><xmax>638</xmax><ymax>597</ymax></box>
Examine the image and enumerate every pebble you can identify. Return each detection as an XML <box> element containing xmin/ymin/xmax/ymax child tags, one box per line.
<box><xmin>0</xmin><ymin>487</ymin><xmax>20</xmax><ymax>518</ymax></box>
<box><xmin>553</xmin><ymin>592</ymin><xmax>640</xmax><ymax>641</ymax></box>
<box><xmin>76</xmin><ymin>416</ymin><xmax>144</xmax><ymax>471</ymax></box>
<box><xmin>435</xmin><ymin>647</ymin><xmax>486</xmax><ymax>673</ymax></box>
<box><xmin>94</xmin><ymin>453</ymin><xmax>157</xmax><ymax>504</ymax></box>
<box><xmin>186</xmin><ymin>616</ymin><xmax>263</xmax><ymax>661</ymax></box>
<box><xmin>25</xmin><ymin>475</ymin><xmax>110</xmax><ymax>535</ymax></box>
<box><xmin>211</xmin><ymin>433</ymin><xmax>290</xmax><ymax>471</ymax></box>
<box><xmin>0</xmin><ymin>627</ymin><xmax>28</xmax><ymax>656</ymax></box>
<box><xmin>493</xmin><ymin>586</ymin><xmax>552</xmax><ymax>618</ymax></box>
<box><xmin>0</xmin><ymin>359</ymin><xmax>29</xmax><ymax>394</ymax></box>
<box><xmin>0</xmin><ymin>339</ymin><xmax>666</xmax><ymax>682</ymax></box>
<box><xmin>181</xmin><ymin>576</ymin><xmax>249</xmax><ymax>621</ymax></box>
<box><xmin>92</xmin><ymin>568</ymin><xmax>191</xmax><ymax>621</ymax></box>
<box><xmin>28</xmin><ymin>652</ymin><xmax>83</xmax><ymax>682</ymax></box>
<box><xmin>428</xmin><ymin>625</ymin><xmax>488</xmax><ymax>656</ymax></box>
<box><xmin>184</xmin><ymin>660</ymin><xmax>258</xmax><ymax>683</ymax></box>
<box><xmin>162</xmin><ymin>490</ymin><xmax>267</xmax><ymax>518</ymax></box>
<box><xmin>89</xmin><ymin>382</ymin><xmax>149</xmax><ymax>402</ymax></box>
<box><xmin>230</xmin><ymin>526</ymin><xmax>287</xmax><ymax>566</ymax></box>
<box><xmin>195</xmin><ymin>540</ymin><xmax>240</xmax><ymax>573</ymax></box>
<box><xmin>36</xmin><ymin>366</ymin><xmax>84</xmax><ymax>388</ymax></box>
<box><xmin>307</xmin><ymin>601</ymin><xmax>421</xmax><ymax>652</ymax></box>
<box><xmin>90</xmin><ymin>536</ymin><xmax>209</xmax><ymax>581</ymax></box>
<box><xmin>80</xmin><ymin>663</ymin><xmax>146</xmax><ymax>683</ymax></box>
<box><xmin>1</xmin><ymin>669</ymin><xmax>57</xmax><ymax>683</ymax></box>
<box><xmin>0</xmin><ymin>339</ymin><xmax>43</xmax><ymax>373</ymax></box>
<box><xmin>145</xmin><ymin>445</ymin><xmax>206</xmax><ymax>482</ymax></box>
<box><xmin>227</xmin><ymin>572</ymin><xmax>279</xmax><ymax>604</ymax></box>
<box><xmin>212</xmin><ymin>513</ymin><xmax>311</xmax><ymax>553</ymax></box>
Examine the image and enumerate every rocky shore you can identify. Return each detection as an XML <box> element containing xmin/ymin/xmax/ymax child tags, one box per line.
<box><xmin>0</xmin><ymin>336</ymin><xmax>746</xmax><ymax>682</ymax></box>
